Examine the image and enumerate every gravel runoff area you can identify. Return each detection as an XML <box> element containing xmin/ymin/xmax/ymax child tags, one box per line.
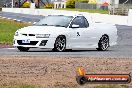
<box><xmin>0</xmin><ymin>56</ymin><xmax>132</xmax><ymax>88</ymax></box>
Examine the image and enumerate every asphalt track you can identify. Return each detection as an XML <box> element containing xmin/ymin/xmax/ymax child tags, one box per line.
<box><xmin>0</xmin><ymin>12</ymin><xmax>132</xmax><ymax>58</ymax></box>
<box><xmin>0</xmin><ymin>12</ymin><xmax>43</xmax><ymax>23</ymax></box>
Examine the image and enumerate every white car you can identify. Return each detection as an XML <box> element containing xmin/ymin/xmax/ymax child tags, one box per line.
<box><xmin>13</xmin><ymin>14</ymin><xmax>117</xmax><ymax>52</ymax></box>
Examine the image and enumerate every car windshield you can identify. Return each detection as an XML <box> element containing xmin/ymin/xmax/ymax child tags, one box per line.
<box><xmin>35</xmin><ymin>15</ymin><xmax>73</xmax><ymax>27</ymax></box>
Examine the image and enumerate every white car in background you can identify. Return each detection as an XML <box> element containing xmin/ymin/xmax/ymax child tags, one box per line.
<box><xmin>13</xmin><ymin>14</ymin><xmax>117</xmax><ymax>52</ymax></box>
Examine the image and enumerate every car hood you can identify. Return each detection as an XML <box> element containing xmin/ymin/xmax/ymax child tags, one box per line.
<box><xmin>18</xmin><ymin>26</ymin><xmax>66</xmax><ymax>34</ymax></box>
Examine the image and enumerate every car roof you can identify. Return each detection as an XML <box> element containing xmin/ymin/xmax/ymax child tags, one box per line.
<box><xmin>51</xmin><ymin>12</ymin><xmax>92</xmax><ymax>22</ymax></box>
<box><xmin>51</xmin><ymin>10</ymin><xmax>88</xmax><ymax>16</ymax></box>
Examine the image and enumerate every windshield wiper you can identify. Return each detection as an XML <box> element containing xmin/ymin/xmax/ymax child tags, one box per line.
<box><xmin>37</xmin><ymin>24</ymin><xmax>66</xmax><ymax>27</ymax></box>
<box><xmin>41</xmin><ymin>24</ymin><xmax>48</xmax><ymax>26</ymax></box>
<box><xmin>35</xmin><ymin>24</ymin><xmax>48</xmax><ymax>26</ymax></box>
<box><xmin>54</xmin><ymin>25</ymin><xmax>66</xmax><ymax>27</ymax></box>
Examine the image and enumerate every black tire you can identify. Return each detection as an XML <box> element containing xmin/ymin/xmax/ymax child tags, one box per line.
<box><xmin>97</xmin><ymin>35</ymin><xmax>109</xmax><ymax>51</ymax></box>
<box><xmin>53</xmin><ymin>35</ymin><xmax>66</xmax><ymax>52</ymax></box>
<box><xmin>76</xmin><ymin>76</ymin><xmax>87</xmax><ymax>85</ymax></box>
<box><xmin>17</xmin><ymin>47</ymin><xmax>30</xmax><ymax>52</ymax></box>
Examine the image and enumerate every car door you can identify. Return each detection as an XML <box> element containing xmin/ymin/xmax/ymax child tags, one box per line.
<box><xmin>82</xmin><ymin>16</ymin><xmax>98</xmax><ymax>47</ymax></box>
<box><xmin>81</xmin><ymin>16</ymin><xmax>99</xmax><ymax>48</ymax></box>
<box><xmin>68</xmin><ymin>16</ymin><xmax>89</xmax><ymax>48</ymax></box>
<box><xmin>69</xmin><ymin>16</ymin><xmax>98</xmax><ymax>48</ymax></box>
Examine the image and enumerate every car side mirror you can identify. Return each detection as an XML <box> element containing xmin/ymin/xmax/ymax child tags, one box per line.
<box><xmin>71</xmin><ymin>24</ymin><xmax>79</xmax><ymax>28</ymax></box>
<box><xmin>33</xmin><ymin>22</ymin><xmax>37</xmax><ymax>25</ymax></box>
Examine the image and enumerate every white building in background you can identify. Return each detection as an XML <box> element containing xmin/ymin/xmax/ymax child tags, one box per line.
<box><xmin>53</xmin><ymin>0</ymin><xmax>66</xmax><ymax>9</ymax></box>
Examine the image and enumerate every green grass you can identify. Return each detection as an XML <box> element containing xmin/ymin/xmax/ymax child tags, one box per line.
<box><xmin>94</xmin><ymin>84</ymin><xmax>129</xmax><ymax>88</ymax></box>
<box><xmin>0</xmin><ymin>82</ymin><xmax>36</xmax><ymax>88</ymax></box>
<box><xmin>39</xmin><ymin>7</ymin><xmax>109</xmax><ymax>14</ymax></box>
<box><xmin>58</xmin><ymin>8</ymin><xmax>109</xmax><ymax>14</ymax></box>
<box><xmin>0</xmin><ymin>18</ymin><xmax>30</xmax><ymax>45</ymax></box>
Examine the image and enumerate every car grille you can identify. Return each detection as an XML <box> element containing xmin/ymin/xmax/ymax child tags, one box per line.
<box><xmin>17</xmin><ymin>40</ymin><xmax>38</xmax><ymax>45</ymax></box>
<box><xmin>22</xmin><ymin>34</ymin><xmax>35</xmax><ymax>36</ymax></box>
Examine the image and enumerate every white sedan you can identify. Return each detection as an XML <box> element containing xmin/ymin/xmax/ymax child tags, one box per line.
<box><xmin>13</xmin><ymin>14</ymin><xmax>117</xmax><ymax>52</ymax></box>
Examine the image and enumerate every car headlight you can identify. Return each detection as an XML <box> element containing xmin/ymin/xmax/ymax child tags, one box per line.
<box><xmin>36</xmin><ymin>34</ymin><xmax>50</xmax><ymax>38</ymax></box>
<box><xmin>15</xmin><ymin>32</ymin><xmax>19</xmax><ymax>36</ymax></box>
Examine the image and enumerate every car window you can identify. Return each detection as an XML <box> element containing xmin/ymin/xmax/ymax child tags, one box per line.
<box><xmin>83</xmin><ymin>17</ymin><xmax>89</xmax><ymax>28</ymax></box>
<box><xmin>35</xmin><ymin>15</ymin><xmax>73</xmax><ymax>27</ymax></box>
<box><xmin>70</xmin><ymin>16</ymin><xmax>87</xmax><ymax>28</ymax></box>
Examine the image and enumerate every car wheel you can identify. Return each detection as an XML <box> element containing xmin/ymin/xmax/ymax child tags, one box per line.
<box><xmin>53</xmin><ymin>35</ymin><xmax>66</xmax><ymax>52</ymax></box>
<box><xmin>17</xmin><ymin>47</ymin><xmax>30</xmax><ymax>52</ymax></box>
<box><xmin>76</xmin><ymin>76</ymin><xmax>87</xmax><ymax>85</ymax></box>
<box><xmin>97</xmin><ymin>35</ymin><xmax>109</xmax><ymax>51</ymax></box>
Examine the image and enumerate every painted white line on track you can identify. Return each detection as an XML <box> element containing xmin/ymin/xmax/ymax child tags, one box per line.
<box><xmin>2</xmin><ymin>17</ymin><xmax>6</xmax><ymax>19</ymax></box>
<box><xmin>28</xmin><ymin>22</ymin><xmax>32</xmax><ymax>23</ymax></box>
<box><xmin>7</xmin><ymin>18</ymin><xmax>11</xmax><ymax>20</ymax></box>
<box><xmin>17</xmin><ymin>20</ymin><xmax>21</xmax><ymax>22</ymax></box>
<box><xmin>13</xmin><ymin>19</ymin><xmax>17</xmax><ymax>21</ymax></box>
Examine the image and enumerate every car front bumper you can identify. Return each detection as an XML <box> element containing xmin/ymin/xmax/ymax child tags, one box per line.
<box><xmin>13</xmin><ymin>36</ymin><xmax>56</xmax><ymax>49</ymax></box>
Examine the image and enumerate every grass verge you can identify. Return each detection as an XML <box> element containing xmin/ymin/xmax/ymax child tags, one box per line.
<box><xmin>58</xmin><ymin>8</ymin><xmax>109</xmax><ymax>14</ymax></box>
<box><xmin>0</xmin><ymin>82</ymin><xmax>36</xmax><ymax>88</ymax></box>
<box><xmin>0</xmin><ymin>18</ymin><xmax>30</xmax><ymax>45</ymax></box>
